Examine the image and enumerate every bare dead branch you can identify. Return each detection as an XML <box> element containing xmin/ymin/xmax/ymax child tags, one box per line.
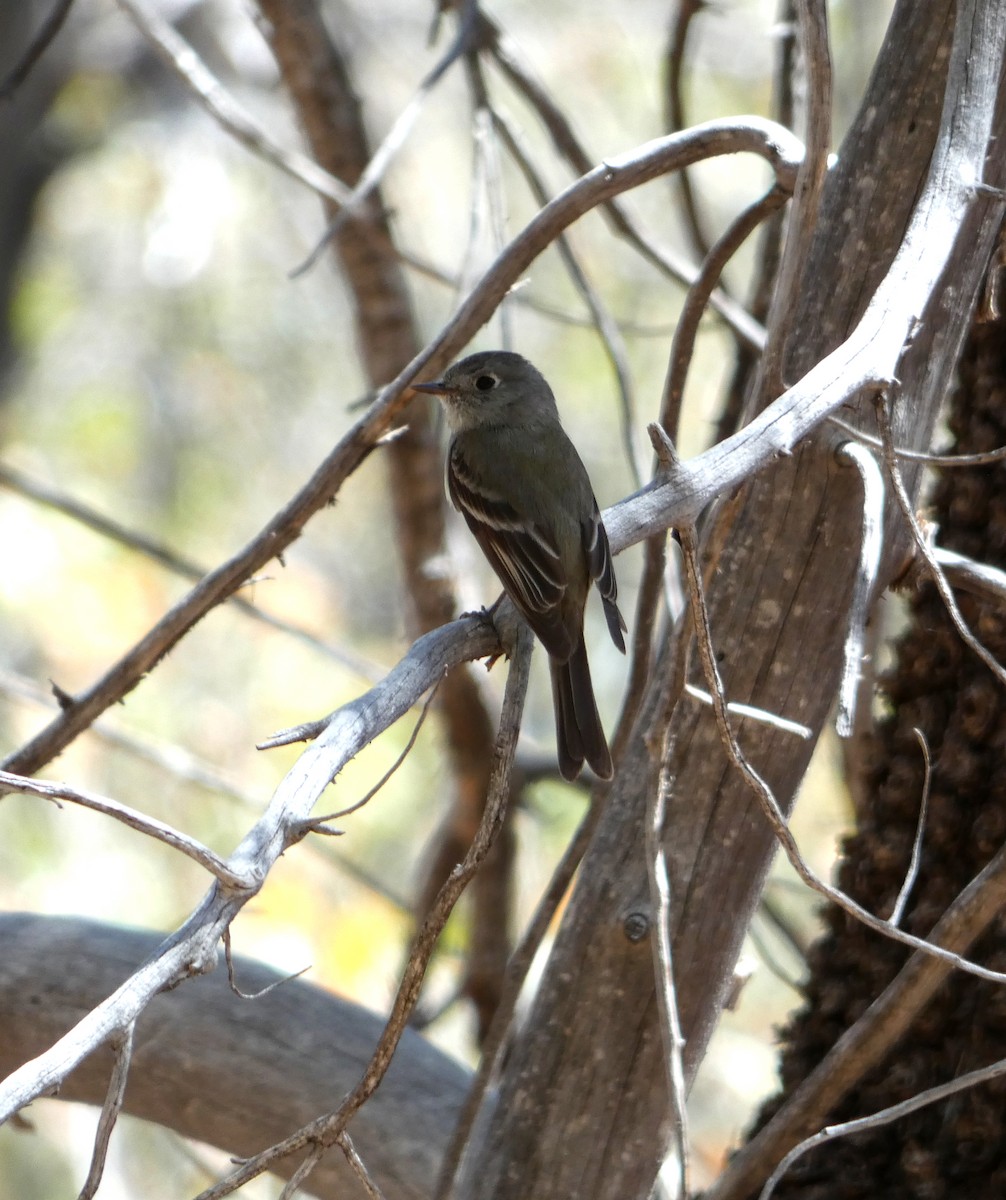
<box><xmin>876</xmin><ymin>395</ymin><xmax>1006</xmax><ymax>689</ymax></box>
<box><xmin>483</xmin><ymin>10</ymin><xmax>767</xmax><ymax>351</ymax></box>
<box><xmin>662</xmin><ymin>0</ymin><xmax>710</xmax><ymax>260</ymax></box>
<box><xmin>337</xmin><ymin>1132</ymin><xmax>388</xmax><ymax>1200</ymax></box>
<box><xmin>115</xmin><ymin>0</ymin><xmax>683</xmax><ymax>343</ymax></box>
<box><xmin>192</xmin><ymin>625</ymin><xmax>533</xmax><ymax>1199</ymax></box>
<box><xmin>698</xmin><ymin>721</ymin><xmax>1006</xmax><ymax>1195</ymax></box>
<box><xmin>0</xmin><ymin>611</ymin><xmax>501</xmax><ymax>1124</ymax></box>
<box><xmin>114</xmin><ymin>0</ymin><xmax>351</xmax><ymax>207</ymax></box>
<box><xmin>829</xmin><ymin>414</ymin><xmax>1006</xmax><ymax>467</ymax></box>
<box><xmin>755</xmin><ymin>0</ymin><xmax>833</xmax><ymax>401</ymax></box>
<box><xmin>77</xmin><ymin>1023</ymin><xmax>134</xmax><ymax>1200</ymax></box>
<box><xmin>834</xmin><ymin>440</ymin><xmax>885</xmax><ymax>738</ymax></box>
<box><xmin>646</xmin><ymin>757</ymin><xmax>690</xmax><ymax>1200</ymax></box>
<box><xmin>615</xmin><ymin>42</ymin><xmax>1006</xmax><ymax>550</ymax></box>
<box><xmin>889</xmin><ymin>728</ymin><xmax>932</xmax><ymax>927</ymax></box>
<box><xmin>0</xmin><ymin>0</ymin><xmax>74</xmax><ymax>98</ymax></box>
<box><xmin>759</xmin><ymin>1054</ymin><xmax>1006</xmax><ymax>1200</ymax></box>
<box><xmin>659</xmin><ymin>187</ymin><xmax>789</xmax><ymax>444</ymax></box>
<box><xmin>294</xmin><ymin>6</ymin><xmax>479</xmax><ymax>275</ymax></box>
<box><xmin>0</xmin><ymin>771</ymin><xmax>246</xmax><ymax>888</ymax></box>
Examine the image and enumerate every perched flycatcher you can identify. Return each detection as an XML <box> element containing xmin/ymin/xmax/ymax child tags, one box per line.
<box><xmin>414</xmin><ymin>350</ymin><xmax>625</xmax><ymax>780</ymax></box>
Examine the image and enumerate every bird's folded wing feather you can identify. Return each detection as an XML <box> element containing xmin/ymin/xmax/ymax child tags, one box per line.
<box><xmin>449</xmin><ymin>444</ymin><xmax>572</xmax><ymax>658</ymax></box>
<box><xmin>583</xmin><ymin>511</ymin><xmax>627</xmax><ymax>652</ymax></box>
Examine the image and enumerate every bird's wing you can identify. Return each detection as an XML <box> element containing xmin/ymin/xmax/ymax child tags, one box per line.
<box><xmin>449</xmin><ymin>443</ymin><xmax>574</xmax><ymax>659</ymax></box>
<box><xmin>583</xmin><ymin>508</ymin><xmax>627</xmax><ymax>653</ymax></box>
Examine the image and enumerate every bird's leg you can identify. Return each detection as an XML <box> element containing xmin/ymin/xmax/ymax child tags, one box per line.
<box><xmin>458</xmin><ymin>594</ymin><xmax>508</xmax><ymax>669</ymax></box>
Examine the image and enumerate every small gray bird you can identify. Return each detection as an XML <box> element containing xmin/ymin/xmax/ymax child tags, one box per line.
<box><xmin>414</xmin><ymin>350</ymin><xmax>626</xmax><ymax>780</ymax></box>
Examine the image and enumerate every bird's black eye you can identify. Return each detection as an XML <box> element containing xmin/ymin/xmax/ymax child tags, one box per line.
<box><xmin>474</xmin><ymin>374</ymin><xmax>497</xmax><ymax>391</ymax></box>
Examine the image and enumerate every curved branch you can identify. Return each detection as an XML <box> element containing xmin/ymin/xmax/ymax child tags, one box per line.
<box><xmin>2</xmin><ymin>116</ymin><xmax>801</xmax><ymax>779</ymax></box>
<box><xmin>0</xmin><ymin>914</ymin><xmax>469</xmax><ymax>1200</ymax></box>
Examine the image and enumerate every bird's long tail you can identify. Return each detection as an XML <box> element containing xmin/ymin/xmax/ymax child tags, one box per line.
<box><xmin>550</xmin><ymin>635</ymin><xmax>613</xmax><ymax>781</ymax></box>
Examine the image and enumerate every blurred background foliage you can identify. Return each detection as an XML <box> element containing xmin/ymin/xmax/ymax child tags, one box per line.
<box><xmin>0</xmin><ymin>0</ymin><xmax>891</xmax><ymax>1193</ymax></box>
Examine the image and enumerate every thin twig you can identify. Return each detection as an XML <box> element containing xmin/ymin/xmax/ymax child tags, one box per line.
<box><xmin>759</xmin><ymin>1055</ymin><xmax>1006</xmax><ymax>1200</ymax></box>
<box><xmin>0</xmin><ymin>665</ymin><xmax>416</xmax><ymax>916</ymax></box>
<box><xmin>307</xmin><ymin>673</ymin><xmax>444</xmax><ymax>824</ymax></box>
<box><xmin>0</xmin><ymin>771</ymin><xmax>247</xmax><ymax>889</ymax></box>
<box><xmin>76</xmin><ymin>1023</ymin><xmax>134</xmax><ymax>1200</ymax></box>
<box><xmin>676</xmin><ymin>522</ymin><xmax>1006</xmax><ymax>986</ymax></box>
<box><xmin>756</xmin><ymin>0</ymin><xmax>833</xmax><ymax>400</ymax></box>
<box><xmin>277</xmin><ymin>1144</ymin><xmax>325</xmax><ymax>1200</ymax></box>
<box><xmin>192</xmin><ymin>626</ymin><xmax>534</xmax><ymax>1199</ymax></box>
<box><xmin>875</xmin><ymin>395</ymin><xmax>1006</xmax><ymax>689</ymax></box>
<box><xmin>659</xmin><ymin>187</ymin><xmax>790</xmax><ymax>444</ymax></box>
<box><xmin>829</xmin><ymin>414</ymin><xmax>1006</xmax><ymax>467</ymax></box>
<box><xmin>336</xmin><ymin>1132</ymin><xmax>388</xmax><ymax>1200</ymax></box>
<box><xmin>646</xmin><ymin>756</ymin><xmax>690</xmax><ymax>1200</ymax></box>
<box><xmin>222</xmin><ymin>927</ymin><xmax>309</xmax><ymax>1000</ymax></box>
<box><xmin>112</xmin><ymin>0</ymin><xmax>492</xmax><ymax>299</ymax></box>
<box><xmin>834</xmin><ymin>440</ymin><xmax>885</xmax><ymax>738</ymax></box>
<box><xmin>889</xmin><ymin>728</ymin><xmax>932</xmax><ymax>927</ymax></box>
<box><xmin>662</xmin><ymin>0</ymin><xmax>711</xmax><ymax>260</ymax></box>
<box><xmin>433</xmin><ymin>786</ymin><xmax>608</xmax><ymax>1200</ymax></box>
<box><xmin>0</xmin><ymin>462</ymin><xmax>384</xmax><ymax>681</ymax></box>
<box><xmin>0</xmin><ymin>0</ymin><xmax>74</xmax><ymax>98</ymax></box>
<box><xmin>487</xmin><ymin>100</ymin><xmax>644</xmax><ymax>488</ymax></box>
<box><xmin>0</xmin><ymin>668</ymin><xmax>416</xmax><ymax>921</ymax></box>
<box><xmin>293</xmin><ymin>4</ymin><xmax>479</xmax><ymax>275</ymax></box>
<box><xmin>122</xmin><ymin>0</ymin><xmax>699</xmax><ymax>340</ymax></box>
<box><xmin>483</xmin><ymin>10</ymin><xmax>767</xmax><ymax>351</ymax></box>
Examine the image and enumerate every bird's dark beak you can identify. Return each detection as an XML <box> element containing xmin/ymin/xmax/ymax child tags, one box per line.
<box><xmin>412</xmin><ymin>379</ymin><xmax>451</xmax><ymax>395</ymax></box>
